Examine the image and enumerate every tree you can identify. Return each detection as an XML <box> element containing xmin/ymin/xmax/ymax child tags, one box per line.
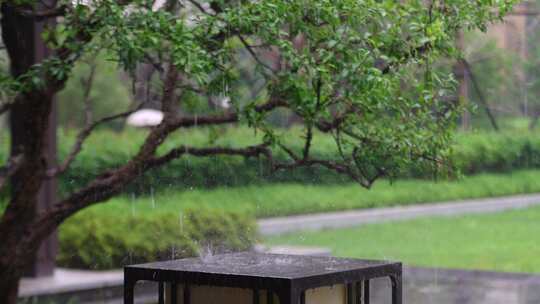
<box><xmin>0</xmin><ymin>0</ymin><xmax>515</xmax><ymax>303</ymax></box>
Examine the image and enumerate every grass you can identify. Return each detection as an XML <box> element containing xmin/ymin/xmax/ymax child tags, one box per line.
<box><xmin>264</xmin><ymin>204</ymin><xmax>540</xmax><ymax>273</ymax></box>
<box><xmin>80</xmin><ymin>169</ymin><xmax>540</xmax><ymax>218</ymax></box>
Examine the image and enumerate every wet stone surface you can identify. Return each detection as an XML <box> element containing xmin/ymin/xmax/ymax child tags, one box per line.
<box><xmin>127</xmin><ymin>252</ymin><xmax>399</xmax><ymax>280</ymax></box>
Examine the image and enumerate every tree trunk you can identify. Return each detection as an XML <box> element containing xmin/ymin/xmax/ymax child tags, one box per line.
<box><xmin>0</xmin><ymin>272</ymin><xmax>20</xmax><ymax>304</ymax></box>
<box><xmin>0</xmin><ymin>4</ymin><xmax>57</xmax><ymax>304</ymax></box>
<box><xmin>0</xmin><ymin>95</ymin><xmax>55</xmax><ymax>304</ymax></box>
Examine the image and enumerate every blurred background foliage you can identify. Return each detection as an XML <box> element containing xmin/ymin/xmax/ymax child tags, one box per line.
<box><xmin>57</xmin><ymin>54</ymin><xmax>133</xmax><ymax>130</ymax></box>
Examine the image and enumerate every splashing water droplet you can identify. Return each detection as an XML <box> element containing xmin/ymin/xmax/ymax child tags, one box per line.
<box><xmin>198</xmin><ymin>243</ymin><xmax>216</xmax><ymax>263</ymax></box>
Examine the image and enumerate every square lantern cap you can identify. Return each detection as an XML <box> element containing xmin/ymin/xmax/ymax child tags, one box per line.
<box><xmin>124</xmin><ymin>252</ymin><xmax>402</xmax><ymax>293</ymax></box>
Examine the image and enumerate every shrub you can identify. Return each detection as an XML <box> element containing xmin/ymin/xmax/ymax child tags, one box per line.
<box><xmin>57</xmin><ymin>208</ymin><xmax>257</xmax><ymax>270</ymax></box>
<box><xmin>3</xmin><ymin>128</ymin><xmax>540</xmax><ymax>195</ymax></box>
<box><xmin>185</xmin><ymin>208</ymin><xmax>258</xmax><ymax>254</ymax></box>
<box><xmin>450</xmin><ymin>132</ymin><xmax>540</xmax><ymax>174</ymax></box>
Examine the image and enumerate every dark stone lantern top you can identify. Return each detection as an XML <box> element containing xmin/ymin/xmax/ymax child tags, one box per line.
<box><xmin>124</xmin><ymin>252</ymin><xmax>402</xmax><ymax>304</ymax></box>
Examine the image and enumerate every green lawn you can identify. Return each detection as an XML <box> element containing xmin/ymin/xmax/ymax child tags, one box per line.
<box><xmin>265</xmin><ymin>205</ymin><xmax>540</xmax><ymax>273</ymax></box>
<box><xmin>80</xmin><ymin>169</ymin><xmax>540</xmax><ymax>218</ymax></box>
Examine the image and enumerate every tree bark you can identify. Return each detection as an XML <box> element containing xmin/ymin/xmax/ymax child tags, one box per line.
<box><xmin>0</xmin><ymin>4</ymin><xmax>56</xmax><ymax>304</ymax></box>
<box><xmin>0</xmin><ymin>95</ymin><xmax>53</xmax><ymax>304</ymax></box>
<box><xmin>0</xmin><ymin>273</ymin><xmax>19</xmax><ymax>304</ymax></box>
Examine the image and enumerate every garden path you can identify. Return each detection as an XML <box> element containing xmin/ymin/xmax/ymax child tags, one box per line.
<box><xmin>258</xmin><ymin>193</ymin><xmax>540</xmax><ymax>235</ymax></box>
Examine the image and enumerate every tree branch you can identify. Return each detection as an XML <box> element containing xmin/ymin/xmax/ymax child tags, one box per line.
<box><xmin>272</xmin><ymin>155</ymin><xmax>372</xmax><ymax>188</ymax></box>
<box><xmin>48</xmin><ymin>103</ymin><xmax>143</xmax><ymax>177</ymax></box>
<box><xmin>81</xmin><ymin>61</ymin><xmax>97</xmax><ymax>125</ymax></box>
<box><xmin>316</xmin><ymin>113</ymin><xmax>348</xmax><ymax>132</ymax></box>
<box><xmin>147</xmin><ymin>143</ymin><xmax>272</xmax><ymax>169</ymax></box>
<box><xmin>31</xmin><ymin>117</ymin><xmax>380</xmax><ymax>247</ymax></box>
<box><xmin>160</xmin><ymin>63</ymin><xmax>180</xmax><ymax>115</ymax></box>
<box><xmin>315</xmin><ymin>103</ymin><xmax>363</xmax><ymax>133</ymax></box>
<box><xmin>27</xmin><ymin>143</ymin><xmax>272</xmax><ymax>244</ymax></box>
<box><xmin>238</xmin><ymin>35</ymin><xmax>276</xmax><ymax>75</ymax></box>
<box><xmin>376</xmin><ymin>42</ymin><xmax>432</xmax><ymax>74</ymax></box>
<box><xmin>278</xmin><ymin>143</ymin><xmax>300</xmax><ymax>162</ymax></box>
<box><xmin>461</xmin><ymin>59</ymin><xmax>499</xmax><ymax>131</ymax></box>
<box><xmin>28</xmin><ymin>92</ymin><xmax>285</xmax><ymax>246</ymax></box>
<box><xmin>168</xmin><ymin>97</ymin><xmax>287</xmax><ymax>129</ymax></box>
<box><xmin>302</xmin><ymin>126</ymin><xmax>313</xmax><ymax>160</ymax></box>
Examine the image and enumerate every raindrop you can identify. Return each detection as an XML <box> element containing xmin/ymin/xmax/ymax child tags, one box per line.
<box><xmin>179</xmin><ymin>212</ymin><xmax>184</xmax><ymax>233</ymax></box>
<box><xmin>131</xmin><ymin>193</ymin><xmax>136</xmax><ymax>216</ymax></box>
<box><xmin>150</xmin><ymin>187</ymin><xmax>156</xmax><ymax>209</ymax></box>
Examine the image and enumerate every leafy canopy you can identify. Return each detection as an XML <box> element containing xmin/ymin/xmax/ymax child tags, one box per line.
<box><xmin>2</xmin><ymin>0</ymin><xmax>516</xmax><ymax>186</ymax></box>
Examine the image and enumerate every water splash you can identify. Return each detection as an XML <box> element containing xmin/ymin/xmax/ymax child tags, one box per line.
<box><xmin>198</xmin><ymin>243</ymin><xmax>216</xmax><ymax>263</ymax></box>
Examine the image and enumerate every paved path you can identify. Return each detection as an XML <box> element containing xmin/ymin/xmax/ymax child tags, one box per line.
<box><xmin>258</xmin><ymin>193</ymin><xmax>540</xmax><ymax>235</ymax></box>
<box><xmin>19</xmin><ymin>268</ymin><xmax>123</xmax><ymax>297</ymax></box>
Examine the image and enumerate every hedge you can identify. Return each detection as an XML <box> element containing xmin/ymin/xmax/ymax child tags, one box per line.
<box><xmin>451</xmin><ymin>132</ymin><xmax>540</xmax><ymax>174</ymax></box>
<box><xmin>57</xmin><ymin>208</ymin><xmax>257</xmax><ymax>270</ymax></box>
<box><xmin>2</xmin><ymin>128</ymin><xmax>540</xmax><ymax>195</ymax></box>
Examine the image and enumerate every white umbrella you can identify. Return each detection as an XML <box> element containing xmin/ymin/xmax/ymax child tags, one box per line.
<box><xmin>126</xmin><ymin>109</ymin><xmax>164</xmax><ymax>127</ymax></box>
